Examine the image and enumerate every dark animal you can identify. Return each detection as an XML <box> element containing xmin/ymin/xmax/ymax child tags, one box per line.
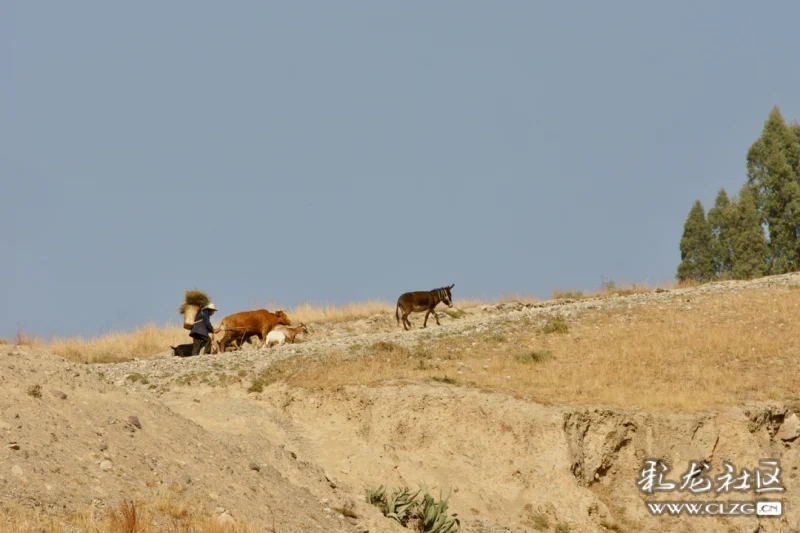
<box><xmin>215</xmin><ymin>309</ymin><xmax>292</xmax><ymax>352</ymax></box>
<box><xmin>395</xmin><ymin>284</ymin><xmax>454</xmax><ymax>331</ymax></box>
<box><xmin>213</xmin><ymin>330</ymin><xmax>258</xmax><ymax>353</ymax></box>
<box><xmin>170</xmin><ymin>343</ymin><xmax>195</xmax><ymax>357</ymax></box>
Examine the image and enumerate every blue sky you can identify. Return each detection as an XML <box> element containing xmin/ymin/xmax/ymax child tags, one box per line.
<box><xmin>3</xmin><ymin>0</ymin><xmax>800</xmax><ymax>339</ymax></box>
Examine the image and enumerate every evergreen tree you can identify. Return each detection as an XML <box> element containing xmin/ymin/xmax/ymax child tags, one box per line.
<box><xmin>707</xmin><ymin>188</ymin><xmax>734</xmax><ymax>278</ymax></box>
<box><xmin>728</xmin><ymin>185</ymin><xmax>769</xmax><ymax>279</ymax></box>
<box><xmin>746</xmin><ymin>106</ymin><xmax>800</xmax><ymax>273</ymax></box>
<box><xmin>790</xmin><ymin>120</ymin><xmax>800</xmax><ymax>152</ymax></box>
<box><xmin>677</xmin><ymin>200</ymin><xmax>716</xmax><ymax>282</ymax></box>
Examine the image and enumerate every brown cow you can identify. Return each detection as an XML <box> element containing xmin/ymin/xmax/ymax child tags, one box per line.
<box><xmin>215</xmin><ymin>309</ymin><xmax>292</xmax><ymax>352</ymax></box>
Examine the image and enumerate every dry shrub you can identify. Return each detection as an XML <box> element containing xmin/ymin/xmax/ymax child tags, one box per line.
<box><xmin>550</xmin><ymin>278</ymin><xmax>690</xmax><ymax>301</ymax></box>
<box><xmin>38</xmin><ymin>324</ymin><xmax>187</xmax><ymax>364</ymax></box>
<box><xmin>288</xmin><ymin>300</ymin><xmax>394</xmax><ymax>324</ymax></box>
<box><xmin>0</xmin><ymin>507</ymin><xmax>66</xmax><ymax>533</ymax></box>
<box><xmin>108</xmin><ymin>500</ymin><xmax>149</xmax><ymax>533</ymax></box>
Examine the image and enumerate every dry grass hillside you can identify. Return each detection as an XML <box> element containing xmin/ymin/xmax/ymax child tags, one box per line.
<box><xmin>2</xmin><ymin>274</ymin><xmax>800</xmax><ymax>533</ymax></box>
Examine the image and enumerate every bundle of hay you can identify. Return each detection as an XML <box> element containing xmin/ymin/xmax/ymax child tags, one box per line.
<box><xmin>178</xmin><ymin>289</ymin><xmax>211</xmax><ymax>330</ymax></box>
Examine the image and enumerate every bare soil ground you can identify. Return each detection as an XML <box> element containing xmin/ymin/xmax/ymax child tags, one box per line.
<box><xmin>3</xmin><ymin>274</ymin><xmax>800</xmax><ymax>532</ymax></box>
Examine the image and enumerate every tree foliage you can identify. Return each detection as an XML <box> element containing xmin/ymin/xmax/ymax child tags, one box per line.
<box><xmin>677</xmin><ymin>201</ymin><xmax>715</xmax><ymax>282</ymax></box>
<box><xmin>677</xmin><ymin>106</ymin><xmax>800</xmax><ymax>282</ymax></box>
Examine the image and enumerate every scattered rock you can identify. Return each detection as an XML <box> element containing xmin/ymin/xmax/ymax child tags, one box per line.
<box><xmin>776</xmin><ymin>413</ymin><xmax>800</xmax><ymax>441</ymax></box>
<box><xmin>217</xmin><ymin>511</ymin><xmax>236</xmax><ymax>526</ymax></box>
<box><xmin>249</xmin><ymin>462</ymin><xmax>260</xmax><ymax>472</ymax></box>
<box><xmin>11</xmin><ymin>466</ymin><xmax>23</xmax><ymax>477</ymax></box>
<box><xmin>99</xmin><ymin>460</ymin><xmax>113</xmax><ymax>471</ymax></box>
<box><xmin>128</xmin><ymin>416</ymin><xmax>141</xmax><ymax>429</ymax></box>
<box><xmin>7</xmin><ymin>442</ymin><xmax>20</xmax><ymax>451</ymax></box>
<box><xmin>99</xmin><ymin>443</ymin><xmax>108</xmax><ymax>452</ymax></box>
<box><xmin>0</xmin><ymin>421</ymin><xmax>10</xmax><ymax>430</ymax></box>
<box><xmin>51</xmin><ymin>390</ymin><xmax>67</xmax><ymax>400</ymax></box>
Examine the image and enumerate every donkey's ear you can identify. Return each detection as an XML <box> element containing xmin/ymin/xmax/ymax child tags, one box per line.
<box><xmin>449</xmin><ymin>284</ymin><xmax>455</xmax><ymax>289</ymax></box>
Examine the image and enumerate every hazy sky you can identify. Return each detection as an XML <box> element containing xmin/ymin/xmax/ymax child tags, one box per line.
<box><xmin>3</xmin><ymin>1</ymin><xmax>800</xmax><ymax>339</ymax></box>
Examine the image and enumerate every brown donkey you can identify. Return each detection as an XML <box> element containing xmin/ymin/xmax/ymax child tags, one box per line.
<box><xmin>395</xmin><ymin>284</ymin><xmax>455</xmax><ymax>331</ymax></box>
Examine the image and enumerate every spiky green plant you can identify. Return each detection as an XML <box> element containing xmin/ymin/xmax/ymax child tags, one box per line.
<box><xmin>366</xmin><ymin>485</ymin><xmax>387</xmax><ymax>511</ymax></box>
<box><xmin>420</xmin><ymin>489</ymin><xmax>460</xmax><ymax>533</ymax></box>
<box><xmin>366</xmin><ymin>484</ymin><xmax>460</xmax><ymax>532</ymax></box>
<box><xmin>386</xmin><ymin>487</ymin><xmax>420</xmax><ymax>526</ymax></box>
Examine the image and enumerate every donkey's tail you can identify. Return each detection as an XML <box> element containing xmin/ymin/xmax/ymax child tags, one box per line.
<box><xmin>395</xmin><ymin>302</ymin><xmax>400</xmax><ymax>325</ymax></box>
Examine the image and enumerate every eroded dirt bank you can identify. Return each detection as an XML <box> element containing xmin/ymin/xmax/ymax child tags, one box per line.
<box><xmin>161</xmin><ymin>382</ymin><xmax>800</xmax><ymax>533</ymax></box>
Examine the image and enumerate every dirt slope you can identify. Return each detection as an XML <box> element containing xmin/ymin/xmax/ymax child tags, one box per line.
<box><xmin>0</xmin><ymin>347</ymin><xmax>357</xmax><ymax>532</ymax></box>
<box><xmin>4</xmin><ymin>274</ymin><xmax>800</xmax><ymax>532</ymax></box>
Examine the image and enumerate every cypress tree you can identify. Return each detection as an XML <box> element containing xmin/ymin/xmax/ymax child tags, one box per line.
<box><xmin>728</xmin><ymin>185</ymin><xmax>770</xmax><ymax>279</ymax></box>
<box><xmin>746</xmin><ymin>106</ymin><xmax>800</xmax><ymax>273</ymax></box>
<box><xmin>707</xmin><ymin>188</ymin><xmax>734</xmax><ymax>278</ymax></box>
<box><xmin>677</xmin><ymin>200</ymin><xmax>716</xmax><ymax>282</ymax></box>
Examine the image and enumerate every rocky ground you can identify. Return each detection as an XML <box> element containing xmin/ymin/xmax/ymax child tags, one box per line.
<box><xmin>3</xmin><ymin>274</ymin><xmax>800</xmax><ymax>532</ymax></box>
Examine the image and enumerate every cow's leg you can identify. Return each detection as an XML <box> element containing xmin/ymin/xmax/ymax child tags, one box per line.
<box><xmin>219</xmin><ymin>331</ymin><xmax>233</xmax><ymax>353</ymax></box>
<box><xmin>258</xmin><ymin>329</ymin><xmax>268</xmax><ymax>349</ymax></box>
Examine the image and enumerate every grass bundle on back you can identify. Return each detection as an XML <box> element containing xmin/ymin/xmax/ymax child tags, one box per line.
<box><xmin>178</xmin><ymin>289</ymin><xmax>210</xmax><ymax>315</ymax></box>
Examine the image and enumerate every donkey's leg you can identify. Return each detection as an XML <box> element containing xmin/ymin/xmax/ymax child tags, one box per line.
<box><xmin>423</xmin><ymin>309</ymin><xmax>431</xmax><ymax>328</ymax></box>
<box><xmin>402</xmin><ymin>311</ymin><xmax>412</xmax><ymax>331</ymax></box>
<box><xmin>433</xmin><ymin>309</ymin><xmax>441</xmax><ymax>325</ymax></box>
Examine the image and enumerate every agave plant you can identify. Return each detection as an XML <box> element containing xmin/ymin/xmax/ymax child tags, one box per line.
<box><xmin>365</xmin><ymin>485</ymin><xmax>387</xmax><ymax>510</ymax></box>
<box><xmin>420</xmin><ymin>489</ymin><xmax>460</xmax><ymax>533</ymax></box>
<box><xmin>366</xmin><ymin>484</ymin><xmax>460</xmax><ymax>533</ymax></box>
<box><xmin>386</xmin><ymin>486</ymin><xmax>420</xmax><ymax>526</ymax></box>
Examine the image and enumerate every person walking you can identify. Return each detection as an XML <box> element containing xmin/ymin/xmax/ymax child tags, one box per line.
<box><xmin>190</xmin><ymin>303</ymin><xmax>220</xmax><ymax>355</ymax></box>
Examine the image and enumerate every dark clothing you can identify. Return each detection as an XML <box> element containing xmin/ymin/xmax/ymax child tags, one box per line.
<box><xmin>189</xmin><ymin>307</ymin><xmax>215</xmax><ymax>356</ymax></box>
<box><xmin>191</xmin><ymin>336</ymin><xmax>212</xmax><ymax>355</ymax></box>
<box><xmin>190</xmin><ymin>308</ymin><xmax>215</xmax><ymax>339</ymax></box>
